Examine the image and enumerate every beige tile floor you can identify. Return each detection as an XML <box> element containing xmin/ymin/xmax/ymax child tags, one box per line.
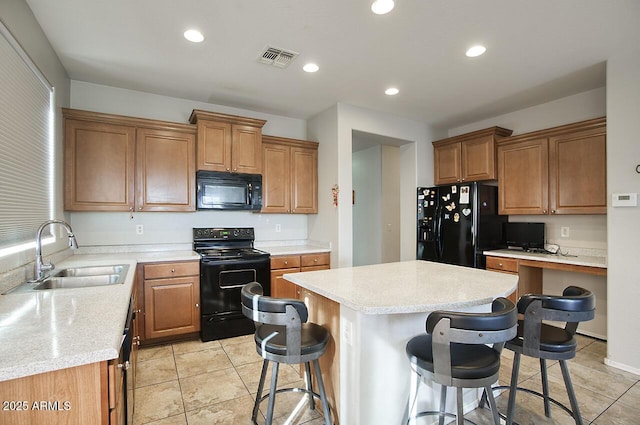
<box><xmin>134</xmin><ymin>334</ymin><xmax>640</xmax><ymax>425</ymax></box>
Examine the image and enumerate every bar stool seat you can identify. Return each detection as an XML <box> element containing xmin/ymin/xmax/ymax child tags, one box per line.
<box><xmin>241</xmin><ymin>282</ymin><xmax>333</xmax><ymax>425</ymax></box>
<box><xmin>402</xmin><ymin>297</ymin><xmax>517</xmax><ymax>425</ymax></box>
<box><xmin>503</xmin><ymin>285</ymin><xmax>595</xmax><ymax>425</ymax></box>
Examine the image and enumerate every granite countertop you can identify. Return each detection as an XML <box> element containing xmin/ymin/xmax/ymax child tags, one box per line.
<box><xmin>256</xmin><ymin>242</ymin><xmax>331</xmax><ymax>256</ymax></box>
<box><xmin>284</xmin><ymin>260</ymin><xmax>517</xmax><ymax>315</ymax></box>
<box><xmin>0</xmin><ymin>250</ymin><xmax>199</xmax><ymax>382</ymax></box>
<box><xmin>483</xmin><ymin>249</ymin><xmax>607</xmax><ymax>269</ymax></box>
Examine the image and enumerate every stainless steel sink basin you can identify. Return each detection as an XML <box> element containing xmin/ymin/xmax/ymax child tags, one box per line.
<box><xmin>53</xmin><ymin>264</ymin><xmax>128</xmax><ymax>277</ymax></box>
<box><xmin>34</xmin><ymin>274</ymin><xmax>123</xmax><ymax>290</ymax></box>
<box><xmin>2</xmin><ymin>264</ymin><xmax>130</xmax><ymax>294</ymax></box>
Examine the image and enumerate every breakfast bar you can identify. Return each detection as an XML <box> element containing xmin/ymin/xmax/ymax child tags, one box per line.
<box><xmin>284</xmin><ymin>260</ymin><xmax>518</xmax><ymax>425</ymax></box>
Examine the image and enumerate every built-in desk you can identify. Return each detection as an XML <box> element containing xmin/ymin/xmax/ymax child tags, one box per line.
<box><xmin>484</xmin><ymin>249</ymin><xmax>607</xmax><ymax>300</ymax></box>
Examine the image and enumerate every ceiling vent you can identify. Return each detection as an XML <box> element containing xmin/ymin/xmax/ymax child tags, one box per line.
<box><xmin>258</xmin><ymin>46</ymin><xmax>299</xmax><ymax>68</ymax></box>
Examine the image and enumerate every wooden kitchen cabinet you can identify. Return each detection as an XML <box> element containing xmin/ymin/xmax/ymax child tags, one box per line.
<box><xmin>486</xmin><ymin>256</ymin><xmax>520</xmax><ymax>303</ymax></box>
<box><xmin>189</xmin><ymin>109</ymin><xmax>266</xmax><ymax>173</ymax></box>
<box><xmin>63</xmin><ymin>108</ymin><xmax>197</xmax><ymax>212</ymax></box>
<box><xmin>432</xmin><ymin>126</ymin><xmax>513</xmax><ymax>185</ymax></box>
<box><xmin>262</xmin><ymin>135</ymin><xmax>319</xmax><ymax>214</ymax></box>
<box><xmin>141</xmin><ymin>261</ymin><xmax>200</xmax><ymax>341</ymax></box>
<box><xmin>497</xmin><ymin>117</ymin><xmax>606</xmax><ymax>215</ymax></box>
<box><xmin>270</xmin><ymin>252</ymin><xmax>329</xmax><ymax>298</ymax></box>
<box><xmin>136</xmin><ymin>127</ymin><xmax>195</xmax><ymax>211</ymax></box>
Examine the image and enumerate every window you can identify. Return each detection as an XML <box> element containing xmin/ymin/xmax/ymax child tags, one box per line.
<box><xmin>0</xmin><ymin>22</ymin><xmax>54</xmax><ymax>255</ymax></box>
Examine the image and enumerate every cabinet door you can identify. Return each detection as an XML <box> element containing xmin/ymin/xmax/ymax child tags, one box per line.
<box><xmin>136</xmin><ymin>128</ymin><xmax>195</xmax><ymax>211</ymax></box>
<box><xmin>231</xmin><ymin>124</ymin><xmax>263</xmax><ymax>174</ymax></box>
<box><xmin>549</xmin><ymin>128</ymin><xmax>606</xmax><ymax>214</ymax></box>
<box><xmin>262</xmin><ymin>143</ymin><xmax>291</xmax><ymax>213</ymax></box>
<box><xmin>434</xmin><ymin>142</ymin><xmax>461</xmax><ymax>185</ymax></box>
<box><xmin>196</xmin><ymin>120</ymin><xmax>232</xmax><ymax>171</ymax></box>
<box><xmin>290</xmin><ymin>146</ymin><xmax>318</xmax><ymax>213</ymax></box>
<box><xmin>144</xmin><ymin>276</ymin><xmax>200</xmax><ymax>339</ymax></box>
<box><xmin>462</xmin><ymin>135</ymin><xmax>495</xmax><ymax>182</ymax></box>
<box><xmin>65</xmin><ymin>119</ymin><xmax>135</xmax><ymax>211</ymax></box>
<box><xmin>271</xmin><ymin>268</ymin><xmax>300</xmax><ymax>298</ymax></box>
<box><xmin>498</xmin><ymin>138</ymin><xmax>549</xmax><ymax>215</ymax></box>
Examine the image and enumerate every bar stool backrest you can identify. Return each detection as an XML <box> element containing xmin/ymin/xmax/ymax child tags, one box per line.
<box><xmin>427</xmin><ymin>297</ymin><xmax>518</xmax><ymax>386</ymax></box>
<box><xmin>241</xmin><ymin>281</ymin><xmax>308</xmax><ymax>361</ymax></box>
<box><xmin>517</xmin><ymin>285</ymin><xmax>595</xmax><ymax>357</ymax></box>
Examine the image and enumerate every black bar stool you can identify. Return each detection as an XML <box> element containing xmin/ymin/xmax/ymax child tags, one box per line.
<box><xmin>504</xmin><ymin>285</ymin><xmax>595</xmax><ymax>425</ymax></box>
<box><xmin>402</xmin><ymin>297</ymin><xmax>517</xmax><ymax>425</ymax></box>
<box><xmin>241</xmin><ymin>282</ymin><xmax>333</xmax><ymax>425</ymax></box>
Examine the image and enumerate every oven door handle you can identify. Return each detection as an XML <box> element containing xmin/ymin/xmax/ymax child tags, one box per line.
<box><xmin>247</xmin><ymin>183</ymin><xmax>253</xmax><ymax>206</ymax></box>
<box><xmin>220</xmin><ymin>283</ymin><xmax>249</xmax><ymax>289</ymax></box>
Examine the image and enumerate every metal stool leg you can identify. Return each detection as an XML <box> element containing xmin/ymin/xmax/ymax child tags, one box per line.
<box><xmin>265</xmin><ymin>362</ymin><xmax>279</xmax><ymax>425</ymax></box>
<box><xmin>304</xmin><ymin>362</ymin><xmax>315</xmax><ymax>411</ymax></box>
<box><xmin>506</xmin><ymin>352</ymin><xmax>521</xmax><ymax>425</ymax></box>
<box><xmin>560</xmin><ymin>360</ymin><xmax>584</xmax><ymax>425</ymax></box>
<box><xmin>312</xmin><ymin>359</ymin><xmax>332</xmax><ymax>425</ymax></box>
<box><xmin>253</xmin><ymin>359</ymin><xmax>269</xmax><ymax>422</ymax></box>
<box><xmin>540</xmin><ymin>358</ymin><xmax>551</xmax><ymax>417</ymax></box>
<box><xmin>456</xmin><ymin>387</ymin><xmax>464</xmax><ymax>425</ymax></box>
<box><xmin>484</xmin><ymin>385</ymin><xmax>501</xmax><ymax>425</ymax></box>
<box><xmin>403</xmin><ymin>367</ymin><xmax>421</xmax><ymax>425</ymax></box>
<box><xmin>438</xmin><ymin>385</ymin><xmax>447</xmax><ymax>425</ymax></box>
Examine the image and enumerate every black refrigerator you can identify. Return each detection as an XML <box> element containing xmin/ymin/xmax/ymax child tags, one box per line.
<box><xmin>417</xmin><ymin>182</ymin><xmax>506</xmax><ymax>268</ymax></box>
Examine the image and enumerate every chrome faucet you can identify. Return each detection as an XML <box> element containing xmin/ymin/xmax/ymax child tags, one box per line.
<box><xmin>34</xmin><ymin>220</ymin><xmax>79</xmax><ymax>281</ymax></box>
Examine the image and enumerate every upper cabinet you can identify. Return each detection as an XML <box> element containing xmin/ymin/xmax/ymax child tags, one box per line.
<box><xmin>262</xmin><ymin>135</ymin><xmax>319</xmax><ymax>214</ymax></box>
<box><xmin>497</xmin><ymin>117</ymin><xmax>606</xmax><ymax>215</ymax></box>
<box><xmin>63</xmin><ymin>108</ymin><xmax>196</xmax><ymax>212</ymax></box>
<box><xmin>189</xmin><ymin>109</ymin><xmax>266</xmax><ymax>174</ymax></box>
<box><xmin>432</xmin><ymin>127</ymin><xmax>513</xmax><ymax>185</ymax></box>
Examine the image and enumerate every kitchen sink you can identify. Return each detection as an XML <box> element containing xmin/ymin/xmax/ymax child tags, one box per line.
<box><xmin>34</xmin><ymin>274</ymin><xmax>123</xmax><ymax>290</ymax></box>
<box><xmin>2</xmin><ymin>264</ymin><xmax>129</xmax><ymax>294</ymax></box>
<box><xmin>52</xmin><ymin>264</ymin><xmax>128</xmax><ymax>278</ymax></box>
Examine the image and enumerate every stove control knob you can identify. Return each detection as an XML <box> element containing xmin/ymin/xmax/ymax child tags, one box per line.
<box><xmin>233</xmin><ymin>229</ymin><xmax>240</xmax><ymax>237</ymax></box>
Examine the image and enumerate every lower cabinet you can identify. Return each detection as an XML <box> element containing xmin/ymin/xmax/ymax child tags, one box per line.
<box><xmin>140</xmin><ymin>261</ymin><xmax>200</xmax><ymax>341</ymax></box>
<box><xmin>486</xmin><ymin>255</ymin><xmax>542</xmax><ymax>303</ymax></box>
<box><xmin>270</xmin><ymin>252</ymin><xmax>330</xmax><ymax>298</ymax></box>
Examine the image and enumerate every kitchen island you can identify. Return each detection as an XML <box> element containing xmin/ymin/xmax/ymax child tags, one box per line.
<box><xmin>284</xmin><ymin>260</ymin><xmax>518</xmax><ymax>425</ymax></box>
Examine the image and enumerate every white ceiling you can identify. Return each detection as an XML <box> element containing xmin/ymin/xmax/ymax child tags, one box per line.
<box><xmin>25</xmin><ymin>0</ymin><xmax>640</xmax><ymax>129</ymax></box>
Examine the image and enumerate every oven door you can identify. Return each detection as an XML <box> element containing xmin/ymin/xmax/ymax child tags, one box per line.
<box><xmin>200</xmin><ymin>256</ymin><xmax>270</xmax><ymax>341</ymax></box>
<box><xmin>200</xmin><ymin>256</ymin><xmax>270</xmax><ymax>315</ymax></box>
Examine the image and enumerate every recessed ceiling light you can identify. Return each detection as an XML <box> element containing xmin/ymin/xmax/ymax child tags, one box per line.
<box><xmin>184</xmin><ymin>29</ymin><xmax>204</xmax><ymax>43</ymax></box>
<box><xmin>303</xmin><ymin>63</ymin><xmax>319</xmax><ymax>73</ymax></box>
<box><xmin>371</xmin><ymin>0</ymin><xmax>395</xmax><ymax>15</ymax></box>
<box><xmin>466</xmin><ymin>45</ymin><xmax>486</xmax><ymax>57</ymax></box>
<box><xmin>385</xmin><ymin>87</ymin><xmax>399</xmax><ymax>96</ymax></box>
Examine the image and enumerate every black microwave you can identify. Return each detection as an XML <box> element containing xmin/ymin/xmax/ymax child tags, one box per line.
<box><xmin>196</xmin><ymin>171</ymin><xmax>263</xmax><ymax>211</ymax></box>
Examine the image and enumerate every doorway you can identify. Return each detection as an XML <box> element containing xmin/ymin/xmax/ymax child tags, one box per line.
<box><xmin>352</xmin><ymin>130</ymin><xmax>408</xmax><ymax>266</ymax></box>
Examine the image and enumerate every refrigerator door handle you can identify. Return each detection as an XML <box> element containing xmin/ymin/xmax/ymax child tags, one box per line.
<box><xmin>436</xmin><ymin>205</ymin><xmax>444</xmax><ymax>259</ymax></box>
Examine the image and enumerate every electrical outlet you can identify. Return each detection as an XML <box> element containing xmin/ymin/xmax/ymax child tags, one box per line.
<box><xmin>561</xmin><ymin>227</ymin><xmax>570</xmax><ymax>238</ymax></box>
<box><xmin>136</xmin><ymin>224</ymin><xmax>144</xmax><ymax>235</ymax></box>
<box><xmin>275</xmin><ymin>224</ymin><xmax>281</xmax><ymax>233</ymax></box>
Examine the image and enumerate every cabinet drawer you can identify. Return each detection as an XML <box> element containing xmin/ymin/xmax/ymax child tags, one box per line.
<box><xmin>486</xmin><ymin>256</ymin><xmax>518</xmax><ymax>273</ymax></box>
<box><xmin>300</xmin><ymin>252</ymin><xmax>330</xmax><ymax>268</ymax></box>
<box><xmin>144</xmin><ymin>261</ymin><xmax>199</xmax><ymax>279</ymax></box>
<box><xmin>271</xmin><ymin>255</ymin><xmax>301</xmax><ymax>269</ymax></box>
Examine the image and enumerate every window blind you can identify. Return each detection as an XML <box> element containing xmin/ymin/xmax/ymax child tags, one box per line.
<box><xmin>0</xmin><ymin>22</ymin><xmax>53</xmax><ymax>250</ymax></box>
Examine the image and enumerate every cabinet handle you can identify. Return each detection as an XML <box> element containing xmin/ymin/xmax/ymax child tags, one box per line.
<box><xmin>551</xmin><ymin>210</ymin><xmax>556</xmax><ymax>214</ymax></box>
<box><xmin>284</xmin><ymin>261</ymin><xmax>288</xmax><ymax>265</ymax></box>
<box><xmin>498</xmin><ymin>263</ymin><xmax>503</xmax><ymax>267</ymax></box>
<box><xmin>233</xmin><ymin>168</ymin><xmax>237</xmax><ymax>172</ymax></box>
<box><xmin>171</xmin><ymin>268</ymin><xmax>175</xmax><ymax>273</ymax></box>
<box><xmin>543</xmin><ymin>210</ymin><xmax>547</xmax><ymax>214</ymax></box>
<box><xmin>314</xmin><ymin>258</ymin><xmax>318</xmax><ymax>262</ymax></box>
<box><xmin>195</xmin><ymin>303</ymin><xmax>199</xmax><ymax>308</ymax></box>
<box><xmin>138</xmin><ymin>206</ymin><xmax>143</xmax><ymax>211</ymax></box>
<box><xmin>226</xmin><ymin>167</ymin><xmax>230</xmax><ymax>171</ymax></box>
<box><xmin>118</xmin><ymin>361</ymin><xmax>130</xmax><ymax>371</ymax></box>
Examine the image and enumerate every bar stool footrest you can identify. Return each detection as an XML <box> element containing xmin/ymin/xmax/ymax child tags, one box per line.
<box><xmin>406</xmin><ymin>410</ymin><xmax>478</xmax><ymax>425</ymax></box>
<box><xmin>252</xmin><ymin>387</ymin><xmax>333</xmax><ymax>425</ymax></box>
<box><xmin>488</xmin><ymin>385</ymin><xmax>577</xmax><ymax>424</ymax></box>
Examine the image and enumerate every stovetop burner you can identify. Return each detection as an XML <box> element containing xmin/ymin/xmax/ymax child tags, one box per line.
<box><xmin>200</xmin><ymin>247</ymin><xmax>269</xmax><ymax>260</ymax></box>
